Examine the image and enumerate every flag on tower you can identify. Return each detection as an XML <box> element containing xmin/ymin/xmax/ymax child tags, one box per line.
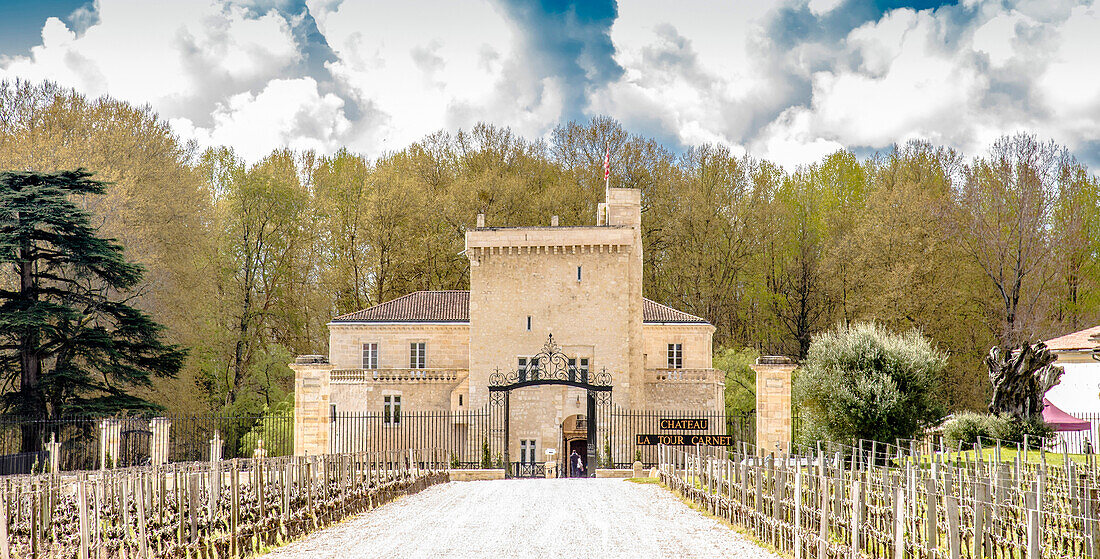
<box><xmin>603</xmin><ymin>146</ymin><xmax>610</xmax><ymax>186</ymax></box>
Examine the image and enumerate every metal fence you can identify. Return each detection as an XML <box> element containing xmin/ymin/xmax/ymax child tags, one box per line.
<box><xmin>0</xmin><ymin>416</ymin><xmax>101</xmax><ymax>473</ymax></box>
<box><xmin>1051</xmin><ymin>412</ymin><xmax>1100</xmax><ymax>454</ymax></box>
<box><xmin>331</xmin><ymin>409</ymin><xmax>506</xmax><ymax>468</ymax></box>
<box><xmin>0</xmin><ymin>413</ymin><xmax>294</xmax><ymax>475</ymax></box>
<box><xmin>331</xmin><ymin>406</ymin><xmax>759</xmax><ymax>471</ymax></box>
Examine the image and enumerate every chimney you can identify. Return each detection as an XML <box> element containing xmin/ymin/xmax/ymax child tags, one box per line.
<box><xmin>476</xmin><ymin>213</ymin><xmax>485</xmax><ymax>228</ymax></box>
<box><xmin>551</xmin><ymin>215</ymin><xmax>559</xmax><ymax>227</ymax></box>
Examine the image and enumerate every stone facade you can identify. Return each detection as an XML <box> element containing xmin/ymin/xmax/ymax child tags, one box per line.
<box><xmin>299</xmin><ymin>187</ymin><xmax>725</xmax><ymax>462</ymax></box>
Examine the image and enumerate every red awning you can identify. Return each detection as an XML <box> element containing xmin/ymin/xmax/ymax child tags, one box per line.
<box><xmin>1043</xmin><ymin>398</ymin><xmax>1091</xmax><ymax>431</ymax></box>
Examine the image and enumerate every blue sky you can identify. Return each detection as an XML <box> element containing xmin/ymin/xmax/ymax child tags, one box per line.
<box><xmin>1</xmin><ymin>0</ymin><xmax>1098</xmax><ymax>169</ymax></box>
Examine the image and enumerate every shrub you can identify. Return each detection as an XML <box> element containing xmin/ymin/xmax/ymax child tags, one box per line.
<box><xmin>480</xmin><ymin>439</ymin><xmax>492</xmax><ymax>468</ymax></box>
<box><xmin>942</xmin><ymin>412</ymin><xmax>1054</xmax><ymax>449</ymax></box>
<box><xmin>795</xmin><ymin>322</ymin><xmax>947</xmax><ymax>445</ymax></box>
<box><xmin>1000</xmin><ymin>415</ymin><xmax>1054</xmax><ymax>448</ymax></box>
<box><xmin>715</xmin><ymin>347</ymin><xmax>758</xmax><ymax>416</ymax></box>
<box><xmin>942</xmin><ymin>412</ymin><xmax>1004</xmax><ymax>446</ymax></box>
<box><xmin>239</xmin><ymin>395</ymin><xmax>294</xmax><ymax>456</ymax></box>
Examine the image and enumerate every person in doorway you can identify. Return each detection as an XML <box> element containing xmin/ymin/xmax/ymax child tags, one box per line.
<box><xmin>570</xmin><ymin>449</ymin><xmax>584</xmax><ymax>478</ymax></box>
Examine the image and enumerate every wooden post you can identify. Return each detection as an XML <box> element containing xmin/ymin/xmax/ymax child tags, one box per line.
<box><xmin>1026</xmin><ymin>484</ymin><xmax>1039</xmax><ymax>559</ymax></box>
<box><xmin>31</xmin><ymin>488</ymin><xmax>38</xmax><ymax>559</ymax></box>
<box><xmin>78</xmin><ymin>481</ymin><xmax>90</xmax><ymax>559</ymax></box>
<box><xmin>893</xmin><ymin>483</ymin><xmax>904</xmax><ymax>559</ymax></box>
<box><xmin>794</xmin><ymin>466</ymin><xmax>803</xmax><ymax>559</ymax></box>
<box><xmin>93</xmin><ymin>476</ymin><xmax>101</xmax><ymax>558</ymax></box>
<box><xmin>188</xmin><ymin>473</ymin><xmax>198</xmax><ymax>545</ymax></box>
<box><xmin>231</xmin><ymin>463</ymin><xmax>240</xmax><ymax>558</ymax></box>
<box><xmin>925</xmin><ymin>477</ymin><xmax>937</xmax><ymax>554</ymax></box>
<box><xmin>851</xmin><ymin>479</ymin><xmax>862</xmax><ymax>559</ymax></box>
<box><xmin>1088</xmin><ymin>488</ymin><xmax>1100</xmax><ymax>559</ymax></box>
<box><xmin>0</xmin><ymin>490</ymin><xmax>9</xmax><ymax>559</ymax></box>
<box><xmin>946</xmin><ymin>494</ymin><xmax>960</xmax><ymax>559</ymax></box>
<box><xmin>819</xmin><ymin>470</ymin><xmax>830</xmax><ymax>559</ymax></box>
<box><xmin>136</xmin><ymin>474</ymin><xmax>149</xmax><ymax>559</ymax></box>
<box><xmin>973</xmin><ymin>482</ymin><xmax>986</xmax><ymax>559</ymax></box>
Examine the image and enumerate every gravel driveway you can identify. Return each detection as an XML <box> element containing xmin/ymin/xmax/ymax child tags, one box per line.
<box><xmin>261</xmin><ymin>478</ymin><xmax>778</xmax><ymax>559</ymax></box>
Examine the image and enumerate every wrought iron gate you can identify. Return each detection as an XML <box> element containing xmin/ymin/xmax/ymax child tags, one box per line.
<box><xmin>488</xmin><ymin>334</ymin><xmax>613</xmax><ymax>478</ymax></box>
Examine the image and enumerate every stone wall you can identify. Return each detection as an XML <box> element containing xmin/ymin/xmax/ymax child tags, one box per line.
<box><xmin>329</xmin><ymin>324</ymin><xmax>469</xmax><ymax>370</ymax></box>
<box><xmin>642</xmin><ymin>323</ymin><xmax>715</xmax><ymax>369</ymax></box>
<box><xmin>330</xmin><ymin>375</ymin><xmax>467</xmax><ymax>415</ymax></box>
<box><xmin>643</xmin><ymin>378</ymin><xmax>723</xmax><ymax>412</ymax></box>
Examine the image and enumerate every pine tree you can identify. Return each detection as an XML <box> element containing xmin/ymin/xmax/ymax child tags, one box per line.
<box><xmin>0</xmin><ymin>169</ymin><xmax>185</xmax><ymax>449</ymax></box>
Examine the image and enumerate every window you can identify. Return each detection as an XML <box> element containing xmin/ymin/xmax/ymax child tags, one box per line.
<box><xmin>383</xmin><ymin>395</ymin><xmax>401</xmax><ymax>426</ymax></box>
<box><xmin>577</xmin><ymin>266</ymin><xmax>582</xmax><ymax>281</ymax></box>
<box><xmin>567</xmin><ymin>357</ymin><xmax>590</xmax><ymax>381</ymax></box>
<box><xmin>410</xmin><ymin>342</ymin><xmax>426</xmax><ymax>369</ymax></box>
<box><xmin>667</xmin><ymin>343</ymin><xmax>683</xmax><ymax>369</ymax></box>
<box><xmin>520</xmin><ymin>439</ymin><xmax>537</xmax><ymax>464</ymax></box>
<box><xmin>518</xmin><ymin>356</ymin><xmax>538</xmax><ymax>381</ymax></box>
<box><xmin>458</xmin><ymin>394</ymin><xmax>463</xmax><ymax>406</ymax></box>
<box><xmin>362</xmin><ymin>343</ymin><xmax>378</xmax><ymax>369</ymax></box>
<box><xmin>330</xmin><ymin>404</ymin><xmax>337</xmax><ymax>423</ymax></box>
<box><xmin>526</xmin><ymin>316</ymin><xmax>532</xmax><ymax>331</ymax></box>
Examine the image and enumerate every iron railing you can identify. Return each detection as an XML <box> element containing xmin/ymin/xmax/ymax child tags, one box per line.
<box><xmin>0</xmin><ymin>413</ymin><xmax>294</xmax><ymax>475</ymax></box>
<box><xmin>331</xmin><ymin>409</ymin><xmax>507</xmax><ymax>469</ymax></box>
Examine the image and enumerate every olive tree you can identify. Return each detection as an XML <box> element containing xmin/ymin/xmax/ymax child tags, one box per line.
<box><xmin>795</xmin><ymin>322</ymin><xmax>947</xmax><ymax>444</ymax></box>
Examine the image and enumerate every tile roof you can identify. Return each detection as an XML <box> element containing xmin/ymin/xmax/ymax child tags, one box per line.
<box><xmin>641</xmin><ymin>299</ymin><xmax>709</xmax><ymax>324</ymax></box>
<box><xmin>330</xmin><ymin>290</ymin><xmax>710</xmax><ymax>324</ymax></box>
<box><xmin>331</xmin><ymin>291</ymin><xmax>470</xmax><ymax>323</ymax></box>
<box><xmin>1044</xmin><ymin>325</ymin><xmax>1100</xmax><ymax>352</ymax></box>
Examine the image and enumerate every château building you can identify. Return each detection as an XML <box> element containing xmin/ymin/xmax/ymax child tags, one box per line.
<box><xmin>293</xmin><ymin>187</ymin><xmax>726</xmax><ymax>471</ymax></box>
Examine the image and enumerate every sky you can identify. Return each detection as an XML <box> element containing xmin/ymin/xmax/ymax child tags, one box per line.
<box><xmin>0</xmin><ymin>0</ymin><xmax>1098</xmax><ymax>169</ymax></box>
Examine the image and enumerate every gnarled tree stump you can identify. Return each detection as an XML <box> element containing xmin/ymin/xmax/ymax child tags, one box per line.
<box><xmin>986</xmin><ymin>341</ymin><xmax>1063</xmax><ymax>419</ymax></box>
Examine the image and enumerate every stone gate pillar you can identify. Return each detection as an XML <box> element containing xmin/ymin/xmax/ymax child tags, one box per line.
<box><xmin>99</xmin><ymin>419</ymin><xmax>122</xmax><ymax>469</ymax></box>
<box><xmin>150</xmin><ymin>417</ymin><xmax>171</xmax><ymax>466</ymax></box>
<box><xmin>291</xmin><ymin>355</ymin><xmax>332</xmax><ymax>456</ymax></box>
<box><xmin>753</xmin><ymin>356</ymin><xmax>795</xmax><ymax>456</ymax></box>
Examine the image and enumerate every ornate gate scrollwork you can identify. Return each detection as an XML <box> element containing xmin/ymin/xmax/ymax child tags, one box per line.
<box><xmin>488</xmin><ymin>334</ymin><xmax>613</xmax><ymax>478</ymax></box>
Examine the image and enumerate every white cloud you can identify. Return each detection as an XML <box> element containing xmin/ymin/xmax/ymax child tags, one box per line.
<box><xmin>0</xmin><ymin>0</ymin><xmax>311</xmax><ymax>159</ymax></box>
<box><xmin>306</xmin><ymin>0</ymin><xmax>528</xmax><ymax>155</ymax></box>
<box><xmin>172</xmin><ymin>77</ymin><xmax>351</xmax><ymax>162</ymax></box>
<box><xmin>1</xmin><ymin>0</ymin><xmax>1098</xmax><ymax>169</ymax></box>
<box><xmin>747</xmin><ymin>0</ymin><xmax>1100</xmax><ymax>166</ymax></box>
<box><xmin>1037</xmin><ymin>3</ymin><xmax>1100</xmax><ymax>138</ymax></box>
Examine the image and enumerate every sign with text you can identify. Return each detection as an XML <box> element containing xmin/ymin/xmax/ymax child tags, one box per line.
<box><xmin>635</xmin><ymin>434</ymin><xmax>732</xmax><ymax>446</ymax></box>
<box><xmin>659</xmin><ymin>418</ymin><xmax>708</xmax><ymax>430</ymax></box>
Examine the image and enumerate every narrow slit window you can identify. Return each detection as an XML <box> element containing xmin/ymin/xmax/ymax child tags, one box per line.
<box><xmin>527</xmin><ymin>316</ymin><xmax>532</xmax><ymax>331</ymax></box>
<box><xmin>577</xmin><ymin>266</ymin><xmax>582</xmax><ymax>281</ymax></box>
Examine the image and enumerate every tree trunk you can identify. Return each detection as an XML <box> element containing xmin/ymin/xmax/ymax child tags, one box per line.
<box><xmin>17</xmin><ymin>254</ymin><xmax>46</xmax><ymax>452</ymax></box>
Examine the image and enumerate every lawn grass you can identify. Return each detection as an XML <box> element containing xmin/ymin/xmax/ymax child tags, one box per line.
<box><xmin>920</xmin><ymin>447</ymin><xmax>1092</xmax><ymax>466</ymax></box>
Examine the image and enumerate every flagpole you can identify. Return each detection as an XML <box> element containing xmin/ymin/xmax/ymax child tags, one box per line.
<box><xmin>604</xmin><ymin>146</ymin><xmax>610</xmax><ymax>190</ymax></box>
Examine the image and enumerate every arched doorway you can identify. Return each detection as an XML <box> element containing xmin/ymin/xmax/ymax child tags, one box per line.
<box><xmin>561</xmin><ymin>414</ymin><xmax>587</xmax><ymax>477</ymax></box>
